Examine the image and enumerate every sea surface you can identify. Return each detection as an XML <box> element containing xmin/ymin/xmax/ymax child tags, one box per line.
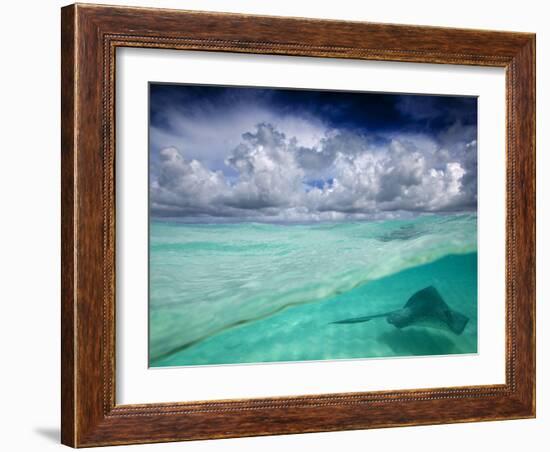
<box><xmin>149</xmin><ymin>214</ymin><xmax>478</xmax><ymax>367</ymax></box>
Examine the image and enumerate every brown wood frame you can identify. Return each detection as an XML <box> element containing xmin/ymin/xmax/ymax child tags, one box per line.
<box><xmin>61</xmin><ymin>3</ymin><xmax>536</xmax><ymax>447</ymax></box>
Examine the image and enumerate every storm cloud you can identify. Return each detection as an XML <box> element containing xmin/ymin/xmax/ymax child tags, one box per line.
<box><xmin>149</xmin><ymin>85</ymin><xmax>477</xmax><ymax>221</ymax></box>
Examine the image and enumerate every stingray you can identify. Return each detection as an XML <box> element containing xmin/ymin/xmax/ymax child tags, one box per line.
<box><xmin>377</xmin><ymin>224</ymin><xmax>425</xmax><ymax>242</ymax></box>
<box><xmin>331</xmin><ymin>286</ymin><xmax>469</xmax><ymax>335</ymax></box>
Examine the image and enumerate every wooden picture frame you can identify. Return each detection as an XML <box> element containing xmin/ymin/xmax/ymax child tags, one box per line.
<box><xmin>61</xmin><ymin>3</ymin><xmax>536</xmax><ymax>447</ymax></box>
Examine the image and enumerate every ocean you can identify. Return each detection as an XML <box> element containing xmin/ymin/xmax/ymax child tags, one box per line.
<box><xmin>149</xmin><ymin>213</ymin><xmax>478</xmax><ymax>367</ymax></box>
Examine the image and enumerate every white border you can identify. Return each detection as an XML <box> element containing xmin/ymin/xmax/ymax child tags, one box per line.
<box><xmin>116</xmin><ymin>48</ymin><xmax>506</xmax><ymax>404</ymax></box>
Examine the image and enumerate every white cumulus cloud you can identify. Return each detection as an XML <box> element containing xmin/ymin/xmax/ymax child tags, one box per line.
<box><xmin>150</xmin><ymin>121</ymin><xmax>476</xmax><ymax>221</ymax></box>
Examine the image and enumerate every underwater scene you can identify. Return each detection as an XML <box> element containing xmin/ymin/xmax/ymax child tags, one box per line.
<box><xmin>149</xmin><ymin>214</ymin><xmax>477</xmax><ymax>366</ymax></box>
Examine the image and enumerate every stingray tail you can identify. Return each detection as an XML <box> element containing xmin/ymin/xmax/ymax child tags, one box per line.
<box><xmin>330</xmin><ymin>312</ymin><xmax>394</xmax><ymax>325</ymax></box>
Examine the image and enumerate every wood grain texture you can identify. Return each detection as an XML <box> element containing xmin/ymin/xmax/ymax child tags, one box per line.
<box><xmin>60</xmin><ymin>3</ymin><xmax>536</xmax><ymax>447</ymax></box>
<box><xmin>60</xmin><ymin>5</ymin><xmax>76</xmax><ymax>446</ymax></box>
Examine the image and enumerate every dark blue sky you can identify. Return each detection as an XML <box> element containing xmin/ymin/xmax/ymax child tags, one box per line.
<box><xmin>150</xmin><ymin>83</ymin><xmax>476</xmax><ymax>140</ymax></box>
<box><xmin>149</xmin><ymin>83</ymin><xmax>477</xmax><ymax>220</ymax></box>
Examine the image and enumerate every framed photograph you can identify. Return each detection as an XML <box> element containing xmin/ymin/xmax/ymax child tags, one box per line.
<box><xmin>61</xmin><ymin>3</ymin><xmax>536</xmax><ymax>447</ymax></box>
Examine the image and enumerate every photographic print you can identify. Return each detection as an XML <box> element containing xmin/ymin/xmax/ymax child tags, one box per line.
<box><xmin>148</xmin><ymin>83</ymin><xmax>478</xmax><ymax>368</ymax></box>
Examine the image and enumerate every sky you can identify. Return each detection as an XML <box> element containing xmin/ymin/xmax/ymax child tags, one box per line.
<box><xmin>149</xmin><ymin>83</ymin><xmax>477</xmax><ymax>222</ymax></box>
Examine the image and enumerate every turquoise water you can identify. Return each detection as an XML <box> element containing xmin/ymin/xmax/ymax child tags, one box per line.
<box><xmin>149</xmin><ymin>214</ymin><xmax>477</xmax><ymax>367</ymax></box>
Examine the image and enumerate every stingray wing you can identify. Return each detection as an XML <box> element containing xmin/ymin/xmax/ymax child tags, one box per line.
<box><xmin>405</xmin><ymin>286</ymin><xmax>469</xmax><ymax>335</ymax></box>
<box><xmin>444</xmin><ymin>309</ymin><xmax>469</xmax><ymax>334</ymax></box>
<box><xmin>405</xmin><ymin>286</ymin><xmax>448</xmax><ymax>310</ymax></box>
